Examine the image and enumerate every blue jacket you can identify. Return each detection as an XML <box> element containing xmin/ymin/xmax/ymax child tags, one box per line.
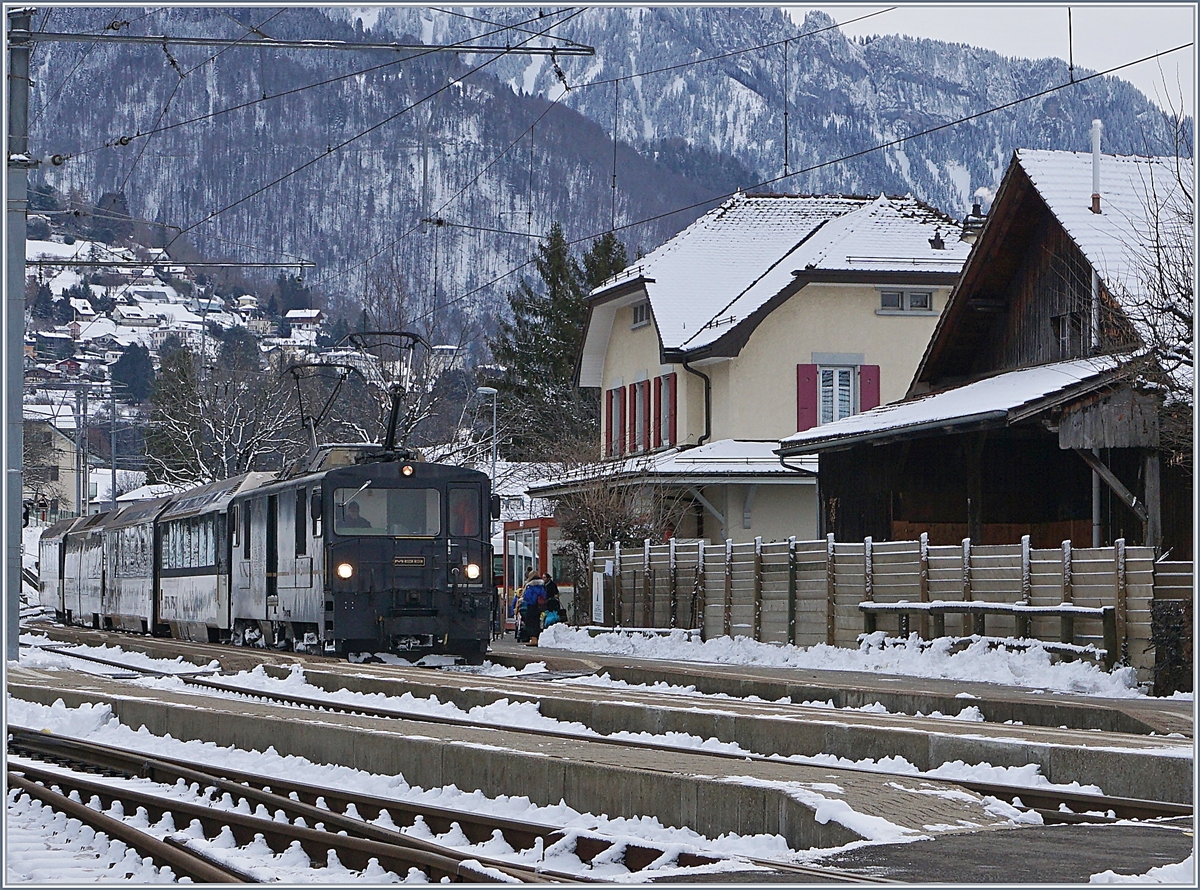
<box><xmin>521</xmin><ymin>582</ymin><xmax>545</xmax><ymax>607</ymax></box>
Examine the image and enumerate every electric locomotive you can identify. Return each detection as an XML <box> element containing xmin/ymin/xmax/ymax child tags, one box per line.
<box><xmin>228</xmin><ymin>445</ymin><xmax>500</xmax><ymax>662</ymax></box>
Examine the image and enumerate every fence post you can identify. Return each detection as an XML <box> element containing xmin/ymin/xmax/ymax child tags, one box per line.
<box><xmin>1115</xmin><ymin>538</ymin><xmax>1127</xmax><ymax>664</ymax></box>
<box><xmin>668</xmin><ymin>537</ymin><xmax>678</xmax><ymax>629</ymax></box>
<box><xmin>826</xmin><ymin>533</ymin><xmax>836</xmax><ymax>644</ymax></box>
<box><xmin>643</xmin><ymin>538</ymin><xmax>652</xmax><ymax>628</ymax></box>
<box><xmin>587</xmin><ymin>541</ymin><xmax>595</xmax><ymax>627</ymax></box>
<box><xmin>752</xmin><ymin>536</ymin><xmax>763</xmax><ymax>642</ymax></box>
<box><xmin>1102</xmin><ymin>606</ymin><xmax>1118</xmax><ymax>671</ymax></box>
<box><xmin>695</xmin><ymin>540</ymin><xmax>706</xmax><ymax>639</ymax></box>
<box><xmin>964</xmin><ymin>538</ymin><xmax>982</xmax><ymax>636</ymax></box>
<box><xmin>614</xmin><ymin>541</ymin><xmax>622</xmax><ymax>627</ymax></box>
<box><xmin>862</xmin><ymin>536</ymin><xmax>875</xmax><ymax>635</ymax></box>
<box><xmin>1060</xmin><ymin>540</ymin><xmax>1074</xmax><ymax>647</ymax></box>
<box><xmin>919</xmin><ymin>532</ymin><xmax>931</xmax><ymax>638</ymax></box>
<box><xmin>723</xmin><ymin>538</ymin><xmax>733</xmax><ymax>637</ymax></box>
<box><xmin>787</xmin><ymin>536</ymin><xmax>797</xmax><ymax>646</ymax></box>
<box><xmin>1016</xmin><ymin>534</ymin><xmax>1031</xmax><ymax>638</ymax></box>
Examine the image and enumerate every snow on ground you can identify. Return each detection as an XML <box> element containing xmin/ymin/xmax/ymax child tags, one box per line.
<box><xmin>5</xmin><ymin>695</ymin><xmax>797</xmax><ymax>881</ymax></box>
<box><xmin>8</xmin><ymin>629</ymin><xmax>1190</xmax><ymax>882</ymax></box>
<box><xmin>1091</xmin><ymin>853</ymin><xmax>1195</xmax><ymax>883</ymax></box>
<box><xmin>537</xmin><ymin>625</ymin><xmax>1146</xmax><ymax>698</ymax></box>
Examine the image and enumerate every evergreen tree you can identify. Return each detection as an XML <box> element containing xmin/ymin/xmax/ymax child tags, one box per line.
<box><xmin>52</xmin><ymin>295</ymin><xmax>73</xmax><ymax>325</ymax></box>
<box><xmin>110</xmin><ymin>343</ymin><xmax>154</xmax><ymax>403</ymax></box>
<box><xmin>488</xmin><ymin>224</ymin><xmax>626</xmax><ymax>459</ymax></box>
<box><xmin>31</xmin><ymin>283</ymin><xmax>53</xmax><ymax>319</ymax></box>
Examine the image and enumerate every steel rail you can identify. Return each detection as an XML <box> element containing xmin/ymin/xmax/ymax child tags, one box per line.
<box><xmin>7</xmin><ymin>726</ymin><xmax>887</xmax><ymax>883</ymax></box>
<box><xmin>7</xmin><ymin>770</ymin><xmax>251</xmax><ymax>883</ymax></box>
<box><xmin>172</xmin><ymin>675</ymin><xmax>1193</xmax><ymax>823</ymax></box>
<box><xmin>8</xmin><ymin>759</ymin><xmax>536</xmax><ymax>883</ymax></box>
<box><xmin>18</xmin><ymin>642</ymin><xmax>217</xmax><ymax>678</ymax></box>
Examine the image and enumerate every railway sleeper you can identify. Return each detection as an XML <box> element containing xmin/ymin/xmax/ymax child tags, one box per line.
<box><xmin>10</xmin><ymin>761</ymin><xmax>527</xmax><ymax>883</ymax></box>
<box><xmin>9</xmin><ymin>727</ymin><xmax>722</xmax><ymax>874</ymax></box>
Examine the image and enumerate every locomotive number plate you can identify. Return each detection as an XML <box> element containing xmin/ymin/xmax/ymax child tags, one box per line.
<box><xmin>393</xmin><ymin>556</ymin><xmax>426</xmax><ymax>567</ymax></box>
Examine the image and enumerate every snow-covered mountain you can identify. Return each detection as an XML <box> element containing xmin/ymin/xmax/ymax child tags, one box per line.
<box><xmin>26</xmin><ymin>6</ymin><xmax>1185</xmax><ymax>327</ymax></box>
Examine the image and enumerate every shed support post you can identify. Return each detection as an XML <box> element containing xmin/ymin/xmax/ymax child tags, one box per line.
<box><xmin>863</xmin><ymin>536</ymin><xmax>875</xmax><ymax>635</ymax></box>
<box><xmin>695</xmin><ymin>540</ymin><xmax>706</xmax><ymax>639</ymax></box>
<box><xmin>1144</xmin><ymin>449</ymin><xmax>1161</xmax><ymax>555</ymax></box>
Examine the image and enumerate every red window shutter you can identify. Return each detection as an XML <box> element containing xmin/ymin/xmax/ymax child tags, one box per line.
<box><xmin>859</xmin><ymin>365</ymin><xmax>881</xmax><ymax>412</ymax></box>
<box><xmin>628</xmin><ymin>383</ymin><xmax>638</xmax><ymax>453</ymax></box>
<box><xmin>667</xmin><ymin>373</ymin><xmax>677</xmax><ymax>446</ymax></box>
<box><xmin>605</xmin><ymin>389</ymin><xmax>614</xmax><ymax>456</ymax></box>
<box><xmin>641</xmin><ymin>381</ymin><xmax>651</xmax><ymax>451</ymax></box>
<box><xmin>652</xmin><ymin>377</ymin><xmax>662</xmax><ymax>449</ymax></box>
<box><xmin>796</xmin><ymin>364</ymin><xmax>818</xmax><ymax>431</ymax></box>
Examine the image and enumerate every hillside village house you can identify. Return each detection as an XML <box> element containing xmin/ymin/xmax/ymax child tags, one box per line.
<box><xmin>779</xmin><ymin>147</ymin><xmax>1193</xmax><ymax>558</ymax></box>
<box><xmin>531</xmin><ymin>192</ymin><xmax>972</xmax><ymax>544</ymax></box>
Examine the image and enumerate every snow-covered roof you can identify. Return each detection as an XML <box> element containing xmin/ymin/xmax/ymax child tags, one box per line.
<box><xmin>285</xmin><ymin>308</ymin><xmax>322</xmax><ymax>321</ymax></box>
<box><xmin>579</xmin><ymin>193</ymin><xmax>967</xmax><ymax>385</ymax></box>
<box><xmin>69</xmin><ymin>298</ymin><xmax>95</xmax><ymax>317</ymax></box>
<box><xmin>1016</xmin><ymin>150</ymin><xmax>1191</xmax><ymax>310</ymax></box>
<box><xmin>779</xmin><ymin>356</ymin><xmax>1121</xmax><ymax>454</ymax></box>
<box><xmin>528</xmin><ymin>439</ymin><xmax>818</xmax><ymax>497</ymax></box>
<box><xmin>116</xmin><ymin>482</ymin><xmax>184</xmax><ymax>503</ymax></box>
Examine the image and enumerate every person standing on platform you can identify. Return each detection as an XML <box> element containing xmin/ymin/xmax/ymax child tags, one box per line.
<box><xmin>518</xmin><ymin>571</ymin><xmax>545</xmax><ymax>644</ymax></box>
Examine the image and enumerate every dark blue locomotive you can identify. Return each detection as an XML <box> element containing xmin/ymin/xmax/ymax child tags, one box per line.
<box><xmin>39</xmin><ymin>446</ymin><xmax>500</xmax><ymax>663</ymax></box>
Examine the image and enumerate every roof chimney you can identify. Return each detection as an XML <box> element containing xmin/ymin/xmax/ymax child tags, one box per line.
<box><xmin>1090</xmin><ymin>119</ymin><xmax>1103</xmax><ymax>214</ymax></box>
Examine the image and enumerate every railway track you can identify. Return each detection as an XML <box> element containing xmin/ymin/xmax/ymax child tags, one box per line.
<box><xmin>8</xmin><ymin>727</ymin><xmax>888</xmax><ymax>883</ymax></box>
<box><xmin>155</xmin><ymin>670</ymin><xmax>1192</xmax><ymax>827</ymax></box>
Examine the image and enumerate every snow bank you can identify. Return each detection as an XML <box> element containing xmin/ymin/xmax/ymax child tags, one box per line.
<box><xmin>537</xmin><ymin>625</ymin><xmax>1144</xmax><ymax>697</ymax></box>
<box><xmin>1091</xmin><ymin>853</ymin><xmax>1195</xmax><ymax>883</ymax></box>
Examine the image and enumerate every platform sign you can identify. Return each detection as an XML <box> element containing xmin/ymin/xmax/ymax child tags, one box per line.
<box><xmin>591</xmin><ymin>572</ymin><xmax>605</xmax><ymax>623</ymax></box>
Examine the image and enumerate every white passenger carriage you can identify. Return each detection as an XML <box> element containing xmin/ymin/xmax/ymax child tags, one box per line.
<box><xmin>102</xmin><ymin>496</ymin><xmax>174</xmax><ymax>634</ymax></box>
<box><xmin>156</xmin><ymin>472</ymin><xmax>275</xmax><ymax>643</ymax></box>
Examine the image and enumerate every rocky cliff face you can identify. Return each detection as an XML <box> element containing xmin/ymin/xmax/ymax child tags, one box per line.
<box><xmin>27</xmin><ymin>6</ymin><xmax>1184</xmax><ymax>324</ymax></box>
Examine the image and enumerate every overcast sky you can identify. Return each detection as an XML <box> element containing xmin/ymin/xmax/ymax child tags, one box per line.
<box><xmin>783</xmin><ymin>4</ymin><xmax>1195</xmax><ymax>113</ymax></box>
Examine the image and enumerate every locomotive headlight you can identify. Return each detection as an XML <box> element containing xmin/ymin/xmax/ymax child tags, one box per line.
<box><xmin>336</xmin><ymin>562</ymin><xmax>355</xmax><ymax>580</ymax></box>
<box><xmin>401</xmin><ymin>464</ymin><xmax>414</xmax><ymax>477</ymax></box>
<box><xmin>464</xmin><ymin>562</ymin><xmax>481</xmax><ymax>580</ymax></box>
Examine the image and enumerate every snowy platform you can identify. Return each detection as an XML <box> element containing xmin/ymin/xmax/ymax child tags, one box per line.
<box><xmin>10</xmin><ymin>666</ymin><xmax>1040</xmax><ymax>853</ymax></box>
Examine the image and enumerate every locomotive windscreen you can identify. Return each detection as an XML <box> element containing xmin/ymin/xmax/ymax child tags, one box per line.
<box><xmin>333</xmin><ymin>487</ymin><xmax>441</xmax><ymax>537</ymax></box>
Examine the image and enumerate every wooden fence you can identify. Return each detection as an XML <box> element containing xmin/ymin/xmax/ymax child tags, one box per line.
<box><xmin>588</xmin><ymin>535</ymin><xmax>1181</xmax><ymax>681</ymax></box>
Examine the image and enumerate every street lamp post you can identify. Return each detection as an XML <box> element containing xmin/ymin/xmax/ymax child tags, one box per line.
<box><xmin>476</xmin><ymin>386</ymin><xmax>498</xmax><ymax>494</ymax></box>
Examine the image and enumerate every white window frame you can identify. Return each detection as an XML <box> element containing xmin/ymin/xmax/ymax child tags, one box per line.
<box><xmin>818</xmin><ymin>365</ymin><xmax>857</xmax><ymax>425</ymax></box>
<box><xmin>876</xmin><ymin>288</ymin><xmax>936</xmax><ymax>314</ymax></box>
<box><xmin>631</xmin><ymin>300</ymin><xmax>651</xmax><ymax>329</ymax></box>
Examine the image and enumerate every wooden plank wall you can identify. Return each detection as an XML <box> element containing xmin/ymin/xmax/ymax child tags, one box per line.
<box><xmin>594</xmin><ymin>537</ymin><xmax>1177</xmax><ymax>681</ymax></box>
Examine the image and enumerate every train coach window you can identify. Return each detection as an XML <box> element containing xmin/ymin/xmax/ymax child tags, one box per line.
<box><xmin>334</xmin><ymin>487</ymin><xmax>441</xmax><ymax>537</ymax></box>
<box><xmin>295</xmin><ymin>489</ymin><xmax>307</xmax><ymax>555</ymax></box>
<box><xmin>243</xmin><ymin>502</ymin><xmax>252</xmax><ymax>559</ymax></box>
<box><xmin>449</xmin><ymin>488</ymin><xmax>480</xmax><ymax>537</ymax></box>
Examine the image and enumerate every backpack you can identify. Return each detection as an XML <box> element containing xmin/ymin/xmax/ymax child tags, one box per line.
<box><xmin>542</xmin><ymin>609</ymin><xmax>562</xmax><ymax>629</ymax></box>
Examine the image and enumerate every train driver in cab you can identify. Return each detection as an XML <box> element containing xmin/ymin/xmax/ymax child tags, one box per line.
<box><xmin>341</xmin><ymin>501</ymin><xmax>372</xmax><ymax>529</ymax></box>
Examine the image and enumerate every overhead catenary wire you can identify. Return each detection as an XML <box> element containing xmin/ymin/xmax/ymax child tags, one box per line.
<box><xmin>405</xmin><ymin>39</ymin><xmax>1195</xmax><ymax>328</ymax></box>
<box><xmin>156</xmin><ymin>8</ymin><xmax>587</xmax><ymax>255</ymax></box>
<box><xmin>53</xmin><ymin>7</ymin><xmax>582</xmax><ymax>162</ymax></box>
<box><xmin>326</xmin><ymin>6</ymin><xmax>896</xmax><ymax>281</ymax></box>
